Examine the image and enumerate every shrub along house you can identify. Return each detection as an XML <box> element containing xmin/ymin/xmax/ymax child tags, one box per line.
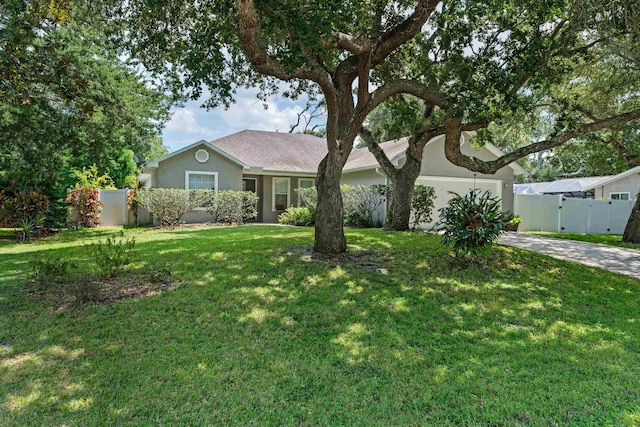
<box><xmin>139</xmin><ymin>130</ymin><xmax>526</xmax><ymax>226</ymax></box>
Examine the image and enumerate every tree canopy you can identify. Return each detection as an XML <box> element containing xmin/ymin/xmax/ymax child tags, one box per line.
<box><xmin>1</xmin><ymin>1</ymin><xmax>172</xmax><ymax>224</ymax></box>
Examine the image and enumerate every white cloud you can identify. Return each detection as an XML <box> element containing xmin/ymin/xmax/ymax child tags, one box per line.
<box><xmin>161</xmin><ymin>87</ymin><xmax>328</xmax><ymax>151</ymax></box>
<box><xmin>165</xmin><ymin>109</ymin><xmax>217</xmax><ymax>138</ymax></box>
<box><xmin>221</xmin><ymin>95</ymin><xmax>306</xmax><ymax>133</ymax></box>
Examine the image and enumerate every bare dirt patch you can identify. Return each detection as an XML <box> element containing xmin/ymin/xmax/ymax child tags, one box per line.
<box><xmin>30</xmin><ymin>273</ymin><xmax>179</xmax><ymax>310</ymax></box>
<box><xmin>285</xmin><ymin>245</ymin><xmax>391</xmax><ymax>273</ymax></box>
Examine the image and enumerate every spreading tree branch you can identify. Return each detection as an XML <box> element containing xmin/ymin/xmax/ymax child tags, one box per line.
<box><xmin>359</xmin><ymin>126</ymin><xmax>399</xmax><ymax>178</ymax></box>
<box><xmin>444</xmin><ymin>109</ymin><xmax>640</xmax><ymax>174</ymax></box>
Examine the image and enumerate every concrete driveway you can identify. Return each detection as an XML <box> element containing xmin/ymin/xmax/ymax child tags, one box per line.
<box><xmin>498</xmin><ymin>233</ymin><xmax>640</xmax><ymax>280</ymax></box>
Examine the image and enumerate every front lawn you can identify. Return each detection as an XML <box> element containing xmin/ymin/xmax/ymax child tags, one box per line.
<box><xmin>531</xmin><ymin>232</ymin><xmax>640</xmax><ymax>249</ymax></box>
<box><xmin>1</xmin><ymin>226</ymin><xmax>639</xmax><ymax>425</ymax></box>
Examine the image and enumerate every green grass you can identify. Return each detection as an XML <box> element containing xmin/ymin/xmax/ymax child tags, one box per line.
<box><xmin>531</xmin><ymin>232</ymin><xmax>640</xmax><ymax>249</ymax></box>
<box><xmin>2</xmin><ymin>225</ymin><xmax>640</xmax><ymax>426</ymax></box>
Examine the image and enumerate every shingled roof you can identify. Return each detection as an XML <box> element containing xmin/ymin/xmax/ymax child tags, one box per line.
<box><xmin>344</xmin><ymin>138</ymin><xmax>411</xmax><ymax>171</ymax></box>
<box><xmin>148</xmin><ymin>129</ymin><xmax>523</xmax><ymax>175</ymax></box>
<box><xmin>208</xmin><ymin>130</ymin><xmax>411</xmax><ymax>173</ymax></box>
<box><xmin>210</xmin><ymin>130</ymin><xmax>327</xmax><ymax>173</ymax></box>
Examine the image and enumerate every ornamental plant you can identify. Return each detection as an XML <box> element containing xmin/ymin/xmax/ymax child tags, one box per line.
<box><xmin>67</xmin><ymin>187</ymin><xmax>103</xmax><ymax>228</ymax></box>
<box><xmin>341</xmin><ymin>185</ymin><xmax>384</xmax><ymax>228</ymax></box>
<box><xmin>29</xmin><ymin>254</ymin><xmax>73</xmax><ymax>289</ymax></box>
<box><xmin>296</xmin><ymin>187</ymin><xmax>318</xmax><ymax>208</ymax></box>
<box><xmin>371</xmin><ymin>184</ymin><xmax>436</xmax><ymax>230</ymax></box>
<box><xmin>0</xmin><ymin>185</ymin><xmax>49</xmax><ymax>229</ymax></box>
<box><xmin>89</xmin><ymin>231</ymin><xmax>136</xmax><ymax>278</ymax></box>
<box><xmin>295</xmin><ymin>185</ymin><xmax>385</xmax><ymax>228</ymax></box>
<box><xmin>207</xmin><ymin>191</ymin><xmax>258</xmax><ymax>224</ymax></box>
<box><xmin>278</xmin><ymin>206</ymin><xmax>315</xmax><ymax>226</ymax></box>
<box><xmin>410</xmin><ymin>185</ymin><xmax>436</xmax><ymax>229</ymax></box>
<box><xmin>134</xmin><ymin>188</ymin><xmax>212</xmax><ymax>227</ymax></box>
<box><xmin>438</xmin><ymin>189</ymin><xmax>512</xmax><ymax>258</ymax></box>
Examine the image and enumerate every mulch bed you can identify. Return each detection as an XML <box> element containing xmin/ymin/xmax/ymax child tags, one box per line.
<box><xmin>30</xmin><ymin>273</ymin><xmax>179</xmax><ymax>310</ymax></box>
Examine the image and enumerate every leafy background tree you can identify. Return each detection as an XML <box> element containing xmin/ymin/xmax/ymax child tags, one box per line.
<box><xmin>1</xmin><ymin>1</ymin><xmax>172</xmax><ymax>225</ymax></box>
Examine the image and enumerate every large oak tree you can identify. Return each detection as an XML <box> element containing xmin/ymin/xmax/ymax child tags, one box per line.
<box><xmin>358</xmin><ymin>3</ymin><xmax>640</xmax><ymax>231</ymax></box>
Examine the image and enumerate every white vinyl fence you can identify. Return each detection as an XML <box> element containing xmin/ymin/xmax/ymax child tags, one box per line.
<box><xmin>68</xmin><ymin>189</ymin><xmax>144</xmax><ymax>226</ymax></box>
<box><xmin>98</xmin><ymin>189</ymin><xmax>130</xmax><ymax>226</ymax></box>
<box><xmin>514</xmin><ymin>193</ymin><xmax>635</xmax><ymax>234</ymax></box>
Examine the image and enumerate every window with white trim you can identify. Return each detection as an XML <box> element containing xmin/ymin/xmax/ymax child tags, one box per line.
<box><xmin>298</xmin><ymin>178</ymin><xmax>314</xmax><ymax>205</ymax></box>
<box><xmin>272</xmin><ymin>177</ymin><xmax>290</xmax><ymax>211</ymax></box>
<box><xmin>185</xmin><ymin>171</ymin><xmax>217</xmax><ymax>210</ymax></box>
<box><xmin>610</xmin><ymin>192</ymin><xmax>630</xmax><ymax>200</ymax></box>
<box><xmin>186</xmin><ymin>171</ymin><xmax>217</xmax><ymax>191</ymax></box>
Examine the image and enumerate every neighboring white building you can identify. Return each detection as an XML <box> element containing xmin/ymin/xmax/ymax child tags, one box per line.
<box><xmin>514</xmin><ymin>166</ymin><xmax>640</xmax><ymax>200</ymax></box>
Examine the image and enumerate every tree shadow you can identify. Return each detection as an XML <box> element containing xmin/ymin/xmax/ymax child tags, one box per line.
<box><xmin>2</xmin><ymin>225</ymin><xmax>640</xmax><ymax>425</ymax></box>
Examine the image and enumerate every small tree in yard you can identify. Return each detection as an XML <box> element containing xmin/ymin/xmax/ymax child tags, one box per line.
<box><xmin>135</xmin><ymin>188</ymin><xmax>212</xmax><ymax>227</ymax></box>
<box><xmin>67</xmin><ymin>188</ymin><xmax>103</xmax><ymax>228</ymax></box>
<box><xmin>439</xmin><ymin>190</ymin><xmax>512</xmax><ymax>259</ymax></box>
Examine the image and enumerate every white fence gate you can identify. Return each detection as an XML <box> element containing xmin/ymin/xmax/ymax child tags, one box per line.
<box><xmin>514</xmin><ymin>194</ymin><xmax>635</xmax><ymax>234</ymax></box>
<box><xmin>98</xmin><ymin>189</ymin><xmax>130</xmax><ymax>226</ymax></box>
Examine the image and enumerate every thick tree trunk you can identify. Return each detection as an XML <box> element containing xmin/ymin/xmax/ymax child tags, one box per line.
<box><xmin>386</xmin><ymin>153</ymin><xmax>422</xmax><ymax>231</ymax></box>
<box><xmin>622</xmin><ymin>193</ymin><xmax>640</xmax><ymax>243</ymax></box>
<box><xmin>314</xmin><ymin>154</ymin><xmax>347</xmax><ymax>253</ymax></box>
<box><xmin>387</xmin><ymin>177</ymin><xmax>413</xmax><ymax>231</ymax></box>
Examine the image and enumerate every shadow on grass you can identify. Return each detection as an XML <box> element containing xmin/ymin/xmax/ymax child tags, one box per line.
<box><xmin>1</xmin><ymin>225</ymin><xmax>640</xmax><ymax>425</ymax></box>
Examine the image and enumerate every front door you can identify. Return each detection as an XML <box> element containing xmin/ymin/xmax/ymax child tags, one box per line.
<box><xmin>243</xmin><ymin>178</ymin><xmax>257</xmax><ymax>193</ymax></box>
<box><xmin>242</xmin><ymin>178</ymin><xmax>259</xmax><ymax>222</ymax></box>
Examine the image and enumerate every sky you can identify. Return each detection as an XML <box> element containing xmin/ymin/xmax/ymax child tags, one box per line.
<box><xmin>161</xmin><ymin>87</ymin><xmax>325</xmax><ymax>152</ymax></box>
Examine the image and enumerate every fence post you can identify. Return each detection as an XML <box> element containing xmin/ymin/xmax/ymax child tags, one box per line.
<box><xmin>557</xmin><ymin>195</ymin><xmax>563</xmax><ymax>233</ymax></box>
<box><xmin>123</xmin><ymin>189</ymin><xmax>129</xmax><ymax>226</ymax></box>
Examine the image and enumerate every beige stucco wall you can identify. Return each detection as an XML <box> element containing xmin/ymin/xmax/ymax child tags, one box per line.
<box><xmin>418</xmin><ymin>136</ymin><xmax>514</xmax><ymax>212</ymax></box>
<box><xmin>341</xmin><ymin>169</ymin><xmax>387</xmax><ymax>187</ymax></box>
<box><xmin>597</xmin><ymin>172</ymin><xmax>640</xmax><ymax>199</ymax></box>
<box><xmin>156</xmin><ymin>145</ymin><xmax>244</xmax><ymax>191</ymax></box>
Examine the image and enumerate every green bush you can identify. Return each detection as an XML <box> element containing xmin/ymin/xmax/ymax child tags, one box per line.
<box><xmin>0</xmin><ymin>186</ymin><xmax>49</xmax><ymax>239</ymax></box>
<box><xmin>135</xmin><ymin>188</ymin><xmax>213</xmax><ymax>227</ymax></box>
<box><xmin>30</xmin><ymin>254</ymin><xmax>72</xmax><ymax>289</ymax></box>
<box><xmin>293</xmin><ymin>185</ymin><xmax>384</xmax><ymax>228</ymax></box>
<box><xmin>371</xmin><ymin>183</ymin><xmax>436</xmax><ymax>229</ymax></box>
<box><xmin>89</xmin><ymin>232</ymin><xmax>136</xmax><ymax>277</ymax></box>
<box><xmin>438</xmin><ymin>189</ymin><xmax>512</xmax><ymax>258</ymax></box>
<box><xmin>296</xmin><ymin>187</ymin><xmax>318</xmax><ymax>207</ymax></box>
<box><xmin>341</xmin><ymin>185</ymin><xmax>384</xmax><ymax>228</ymax></box>
<box><xmin>207</xmin><ymin>190</ymin><xmax>259</xmax><ymax>224</ymax></box>
<box><xmin>278</xmin><ymin>206</ymin><xmax>315</xmax><ymax>226</ymax></box>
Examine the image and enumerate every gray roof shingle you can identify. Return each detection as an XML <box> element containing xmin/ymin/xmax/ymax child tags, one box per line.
<box><xmin>208</xmin><ymin>130</ymin><xmax>409</xmax><ymax>173</ymax></box>
<box><xmin>210</xmin><ymin>130</ymin><xmax>328</xmax><ymax>173</ymax></box>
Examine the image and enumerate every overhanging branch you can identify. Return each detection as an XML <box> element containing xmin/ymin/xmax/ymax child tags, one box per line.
<box><xmin>444</xmin><ymin>109</ymin><xmax>640</xmax><ymax>174</ymax></box>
